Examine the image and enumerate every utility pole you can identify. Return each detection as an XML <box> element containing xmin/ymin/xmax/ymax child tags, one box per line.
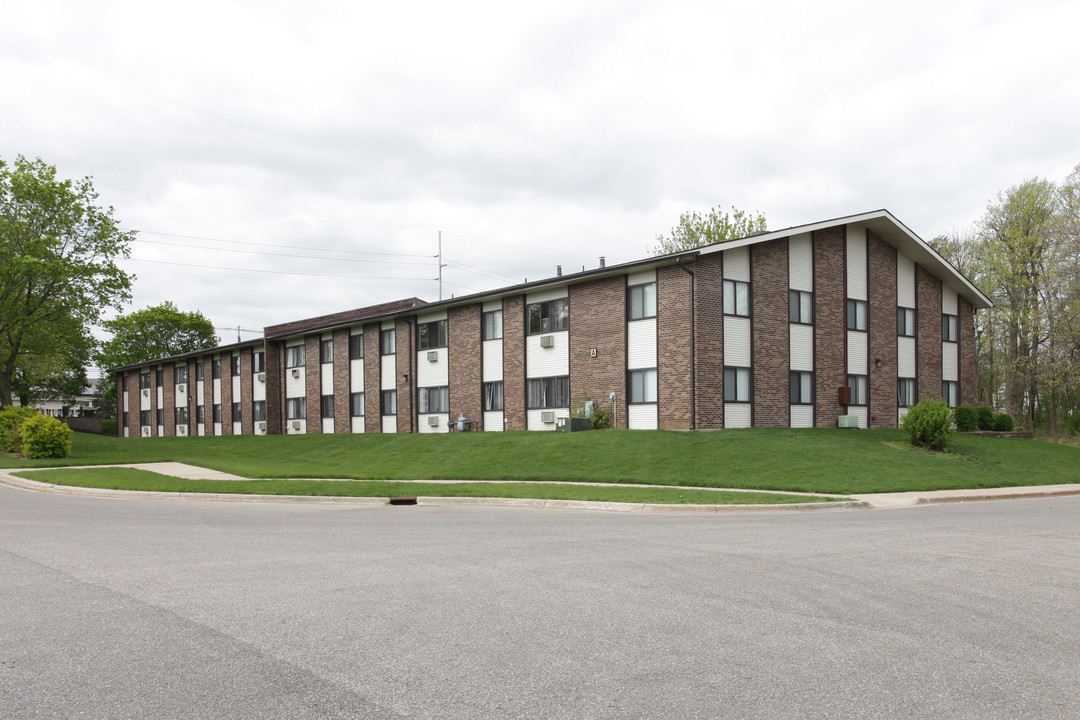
<box><xmin>437</xmin><ymin>231</ymin><xmax>448</xmax><ymax>300</ymax></box>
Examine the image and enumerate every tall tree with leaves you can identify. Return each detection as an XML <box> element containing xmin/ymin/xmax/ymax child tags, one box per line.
<box><xmin>651</xmin><ymin>205</ymin><xmax>767</xmax><ymax>255</ymax></box>
<box><xmin>0</xmin><ymin>155</ymin><xmax>133</xmax><ymax>407</ymax></box>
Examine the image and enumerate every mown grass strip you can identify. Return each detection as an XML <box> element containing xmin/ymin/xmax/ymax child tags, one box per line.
<box><xmin>13</xmin><ymin>468</ymin><xmax>847</xmax><ymax>505</ymax></box>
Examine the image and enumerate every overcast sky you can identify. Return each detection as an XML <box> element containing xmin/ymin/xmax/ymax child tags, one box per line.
<box><xmin>4</xmin><ymin>0</ymin><xmax>1079</xmax><ymax>347</ymax></box>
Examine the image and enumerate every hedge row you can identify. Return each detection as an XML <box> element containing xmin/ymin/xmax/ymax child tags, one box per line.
<box><xmin>0</xmin><ymin>406</ymin><xmax>73</xmax><ymax>458</ymax></box>
<box><xmin>953</xmin><ymin>405</ymin><xmax>1014</xmax><ymax>432</ymax></box>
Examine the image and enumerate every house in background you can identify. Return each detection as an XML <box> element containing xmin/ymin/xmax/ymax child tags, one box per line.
<box><xmin>112</xmin><ymin>210</ymin><xmax>991</xmax><ymax>438</ymax></box>
<box><xmin>9</xmin><ymin>377</ymin><xmax>102</xmax><ymax>418</ymax></box>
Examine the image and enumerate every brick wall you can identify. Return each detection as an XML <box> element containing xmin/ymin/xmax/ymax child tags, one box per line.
<box><xmin>751</xmin><ymin>239</ymin><xmax>790</xmax><ymax>428</ymax></box>
<box><xmin>264</xmin><ymin>341</ymin><xmax>283</xmax><ymax>435</ymax></box>
<box><xmin>202</xmin><ymin>357</ymin><xmax>215</xmax><ymax>431</ymax></box>
<box><xmin>502</xmin><ymin>295</ymin><xmax>526</xmax><ymax>431</ymax></box>
<box><xmin>693</xmin><ymin>253</ymin><xmax>724</xmax><ymax>429</ymax></box>
<box><xmin>958</xmin><ymin>297</ymin><xmax>976</xmax><ymax>406</ymax></box>
<box><xmin>187</xmin><ymin>359</ymin><xmax>197</xmax><ymax>436</ymax></box>
<box><xmin>219</xmin><ymin>354</ymin><xmax>233</xmax><ymax>436</ymax></box>
<box><xmin>917</xmin><ymin>265</ymin><xmax>943</xmax><ymax>400</ymax></box>
<box><xmin>395</xmin><ymin>318</ymin><xmax>414</xmax><ymax>434</ymax></box>
<box><xmin>364</xmin><ymin>324</ymin><xmax>381</xmax><ymax>433</ymax></box>
<box><xmin>868</xmin><ymin>232</ymin><xmax>898</xmax><ymax>428</ymax></box>
<box><xmin>304</xmin><ymin>335</ymin><xmax>321</xmax><ymax>434</ymax></box>
<box><xmin>569</xmin><ymin>277</ymin><xmax>627</xmax><ymax>428</ymax></box>
<box><xmin>239</xmin><ymin>347</ymin><xmax>254</xmax><ymax>436</ymax></box>
<box><xmin>657</xmin><ymin>265</ymin><xmax>692</xmax><ymax>429</ymax></box>
<box><xmin>332</xmin><ymin>329</ymin><xmax>350</xmax><ymax>433</ymax></box>
<box><xmin>814</xmin><ymin>228</ymin><xmax>847</xmax><ymax>427</ymax></box>
<box><xmin>149</xmin><ymin>367</ymin><xmax>159</xmax><ymax>435</ymax></box>
<box><xmin>162</xmin><ymin>364</ymin><xmax>175</xmax><ymax>436</ymax></box>
<box><xmin>449</xmin><ymin>304</ymin><xmax>483</xmax><ymax>429</ymax></box>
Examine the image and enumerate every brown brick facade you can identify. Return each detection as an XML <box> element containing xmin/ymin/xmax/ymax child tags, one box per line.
<box><xmin>959</xmin><ymin>297</ymin><xmax>976</xmax><ymax>406</ymax></box>
<box><xmin>449</xmin><ymin>304</ymin><xmax>484</xmax><ymax>429</ymax></box>
<box><xmin>814</xmin><ymin>228</ymin><xmax>847</xmax><ymax>428</ymax></box>
<box><xmin>502</xmin><ymin>295</ymin><xmax>526</xmax><ymax>431</ymax></box>
<box><xmin>657</xmin><ymin>265</ymin><xmax>692</xmax><ymax>430</ymax></box>
<box><xmin>751</xmin><ymin>240</ymin><xmax>790</xmax><ymax>428</ymax></box>
<box><xmin>239</xmin><ymin>347</ymin><xmax>254</xmax><ymax>436</ymax></box>
<box><xmin>917</xmin><ymin>265</ymin><xmax>943</xmax><ymax>400</ymax></box>
<box><xmin>395</xmin><ymin>319</ymin><xmax>414</xmax><ymax>434</ymax></box>
<box><xmin>264</xmin><ymin>340</ymin><xmax>283</xmax><ymax>435</ymax></box>
<box><xmin>868</xmin><ymin>233</ymin><xmax>898</xmax><ymax>428</ymax></box>
<box><xmin>202</xmin><ymin>357</ymin><xmax>215</xmax><ymax>432</ymax></box>
<box><xmin>162</xmin><ymin>364</ymin><xmax>175</xmax><ymax>436</ymax></box>
<box><xmin>569</xmin><ymin>277</ymin><xmax>627</xmax><ymax>428</ymax></box>
<box><xmin>693</xmin><ymin>254</ymin><xmax>724</xmax><ymax>429</ymax></box>
<box><xmin>364</xmin><ymin>324</ymin><xmax>381</xmax><ymax>433</ymax></box>
<box><xmin>332</xmin><ymin>329</ymin><xmax>351</xmax><ymax>433</ymax></box>
<box><xmin>304</xmin><ymin>335</ymin><xmax>321</xmax><ymax>434</ymax></box>
<box><xmin>219</xmin><ymin>354</ymin><xmax>233</xmax><ymax>436</ymax></box>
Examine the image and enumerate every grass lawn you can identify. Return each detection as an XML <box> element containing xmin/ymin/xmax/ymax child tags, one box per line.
<box><xmin>14</xmin><ymin>467</ymin><xmax>844</xmax><ymax>505</ymax></box>
<box><xmin>3</xmin><ymin>427</ymin><xmax>1079</xmax><ymax>495</ymax></box>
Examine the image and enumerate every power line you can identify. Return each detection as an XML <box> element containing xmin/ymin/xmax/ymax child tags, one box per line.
<box><xmin>127</xmin><ymin>229</ymin><xmax>433</xmax><ymax>258</ymax></box>
<box><xmin>126</xmin><ymin>257</ymin><xmax>433</xmax><ymax>281</ymax></box>
<box><xmin>134</xmin><ymin>238</ymin><xmax>435</xmax><ymax>266</ymax></box>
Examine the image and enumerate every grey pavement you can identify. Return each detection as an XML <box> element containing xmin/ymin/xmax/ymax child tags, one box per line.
<box><xmin>1</xmin><ymin>482</ymin><xmax>1078</xmax><ymax>719</ymax></box>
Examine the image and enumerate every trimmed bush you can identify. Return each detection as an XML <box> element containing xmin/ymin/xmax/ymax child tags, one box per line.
<box><xmin>974</xmin><ymin>406</ymin><xmax>995</xmax><ymax>431</ymax></box>
<box><xmin>19</xmin><ymin>414</ymin><xmax>74</xmax><ymax>459</ymax></box>
<box><xmin>0</xmin><ymin>405</ymin><xmax>38</xmax><ymax>453</ymax></box>
<box><xmin>954</xmin><ymin>406</ymin><xmax>978</xmax><ymax>432</ymax></box>
<box><xmin>900</xmin><ymin>397</ymin><xmax>955</xmax><ymax>451</ymax></box>
<box><xmin>992</xmin><ymin>413</ymin><xmax>1014</xmax><ymax>432</ymax></box>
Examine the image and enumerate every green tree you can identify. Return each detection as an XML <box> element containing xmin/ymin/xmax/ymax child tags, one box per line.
<box><xmin>0</xmin><ymin>155</ymin><xmax>133</xmax><ymax>408</ymax></box>
<box><xmin>651</xmin><ymin>205</ymin><xmax>767</xmax><ymax>255</ymax></box>
<box><xmin>97</xmin><ymin>302</ymin><xmax>218</xmax><ymax>402</ymax></box>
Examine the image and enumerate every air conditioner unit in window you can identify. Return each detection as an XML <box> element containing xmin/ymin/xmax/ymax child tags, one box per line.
<box><xmin>177</xmin><ymin>425</ymin><xmax>187</xmax><ymax>436</ymax></box>
<box><xmin>291</xmin><ymin>368</ymin><xmax>300</xmax><ymax>378</ymax></box>
<box><xmin>427</xmin><ymin>415</ymin><xmax>440</xmax><ymax>426</ymax></box>
<box><xmin>541</xmin><ymin>411</ymin><xmax>556</xmax><ymax>423</ymax></box>
<box><xmin>142</xmin><ymin>388</ymin><xmax>150</xmax><ymax>398</ymax></box>
<box><xmin>256</xmin><ymin>421</ymin><xmax>266</xmax><ymax>432</ymax></box>
<box><xmin>539</xmin><ymin>335</ymin><xmax>555</xmax><ymax>348</ymax></box>
<box><xmin>256</xmin><ymin>373</ymin><xmax>265</xmax><ymax>383</ymax></box>
<box><xmin>141</xmin><ymin>426</ymin><xmax>151</xmax><ymax>437</ymax></box>
<box><xmin>427</xmin><ymin>351</ymin><xmax>438</xmax><ymax>362</ymax></box>
<box><xmin>177</xmin><ymin>383</ymin><xmax>186</xmax><ymax>394</ymax></box>
<box><xmin>291</xmin><ymin>420</ymin><xmax>301</xmax><ymax>431</ymax></box>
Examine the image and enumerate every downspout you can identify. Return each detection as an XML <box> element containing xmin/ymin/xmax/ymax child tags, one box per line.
<box><xmin>676</xmin><ymin>257</ymin><xmax>695</xmax><ymax>430</ymax></box>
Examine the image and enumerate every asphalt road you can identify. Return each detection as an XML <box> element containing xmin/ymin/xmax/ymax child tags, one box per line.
<box><xmin>1</xmin><ymin>485</ymin><xmax>1077</xmax><ymax>719</ymax></box>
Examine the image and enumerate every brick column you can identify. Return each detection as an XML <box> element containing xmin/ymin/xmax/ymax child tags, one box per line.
<box><xmin>693</xmin><ymin>254</ymin><xmax>724</xmax><ymax>429</ymax></box>
<box><xmin>752</xmin><ymin>239</ymin><xmax>790</xmax><ymax>428</ymax></box>
<box><xmin>814</xmin><ymin>227</ymin><xmax>847</xmax><ymax>428</ymax></box>
<box><xmin>332</xmin><ymin>329</ymin><xmax>351</xmax><ymax>433</ymax></box>
<box><xmin>868</xmin><ymin>233</ymin><xmax>898</xmax><ymax>427</ymax></box>
<box><xmin>239</xmin><ymin>347</ymin><xmax>254</xmax><ymax>436</ymax></box>
<box><xmin>188</xmin><ymin>359</ymin><xmax>198</xmax><ymax>436</ymax></box>
<box><xmin>264</xmin><ymin>340</ymin><xmax>283</xmax><ymax>435</ymax></box>
<box><xmin>220</xmin><ymin>354</ymin><xmax>234</xmax><ymax>436</ymax></box>
<box><xmin>395</xmin><ymin>318</ymin><xmax>414</xmax><ymax>434</ymax></box>
<box><xmin>502</xmin><ymin>295</ymin><xmax>526</xmax><ymax>431</ymax></box>
<box><xmin>917</xmin><ymin>265</ymin><xmax>943</xmax><ymax>400</ymax></box>
<box><xmin>657</xmin><ymin>265</ymin><xmax>692</xmax><ymax>430</ymax></box>
<box><xmin>162</xmin><ymin>364</ymin><xmax>175</xmax><ymax>436</ymax></box>
<box><xmin>364</xmin><ymin>324</ymin><xmax>382</xmax><ymax>433</ymax></box>
<box><xmin>304</xmin><ymin>335</ymin><xmax>321</xmax><ymax>434</ymax></box>
<box><xmin>569</xmin><ymin>277</ymin><xmax>627</xmax><ymax>428</ymax></box>
<box><xmin>449</xmin><ymin>304</ymin><xmax>483</xmax><ymax>429</ymax></box>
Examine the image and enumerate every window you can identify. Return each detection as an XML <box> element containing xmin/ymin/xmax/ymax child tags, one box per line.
<box><xmin>790</xmin><ymin>371</ymin><xmax>814</xmax><ymax>404</ymax></box>
<box><xmin>231</xmin><ymin>356</ymin><xmax>240</xmax><ymax>376</ymax></box>
<box><xmin>724</xmin><ymin>367</ymin><xmax>750</xmax><ymax>403</ymax></box>
<box><xmin>848</xmin><ymin>375</ymin><xmax>868</xmax><ymax>406</ymax></box>
<box><xmin>122</xmin><ymin>412</ymin><xmax>129</xmax><ymax>428</ymax></box>
<box><xmin>527</xmin><ymin>298</ymin><xmax>569</xmax><ymax>334</ymax></box>
<box><xmin>349</xmin><ymin>334</ymin><xmax>364</xmax><ymax>360</ymax></box>
<box><xmin>380</xmin><ymin>329</ymin><xmax>396</xmax><ymax>355</ymax></box>
<box><xmin>418</xmin><ymin>386</ymin><xmax>449</xmax><ymax>414</ymax></box>
<box><xmin>231</xmin><ymin>402</ymin><xmax>241</xmax><ymax>422</ymax></box>
<box><xmin>140</xmin><ymin>410</ymin><xmax>151</xmax><ymax>427</ymax></box>
<box><xmin>196</xmin><ymin>363</ymin><xmax>204</xmax><ymax>381</ymax></box>
<box><xmin>942</xmin><ymin>314</ymin><xmax>958</xmax><ymax>342</ymax></box>
<box><xmin>175</xmin><ymin>407</ymin><xmax>189</xmax><ymax>425</ymax></box>
<box><xmin>121</xmin><ymin>374</ymin><xmax>128</xmax><ymax>391</ymax></box>
<box><xmin>898</xmin><ymin>378</ymin><xmax>917</xmax><ymax>407</ymax></box>
<box><xmin>212</xmin><ymin>404</ymin><xmax>222</xmax><ymax>423</ymax></box>
<box><xmin>723</xmin><ymin>280</ymin><xmax>750</xmax><ymax>317</ymax></box>
<box><xmin>350</xmin><ymin>392</ymin><xmax>365</xmax><ymax>417</ymax></box>
<box><xmin>320</xmin><ymin>339</ymin><xmax>333</xmax><ymax>364</ymax></box>
<box><xmin>629</xmin><ymin>368</ymin><xmax>658</xmax><ymax>403</ymax></box>
<box><xmin>196</xmin><ymin>405</ymin><xmax>205</xmax><ymax>424</ymax></box>
<box><xmin>286</xmin><ymin>397</ymin><xmax>306</xmax><ymax>420</ymax></box>
<box><xmin>628</xmin><ymin>283</ymin><xmax>657</xmax><ymax>320</ymax></box>
<box><xmin>381</xmin><ymin>390</ymin><xmax>397</xmax><ymax>415</ymax></box>
<box><xmin>253</xmin><ymin>401</ymin><xmax>266</xmax><ymax>421</ymax></box>
<box><xmin>156</xmin><ymin>409</ymin><xmax>164</xmax><ymax>426</ymax></box>
<box><xmin>897</xmin><ymin>307</ymin><xmax>916</xmax><ymax>337</ymax></box>
<box><xmin>320</xmin><ymin>395</ymin><xmax>334</xmax><ymax>419</ymax></box>
<box><xmin>527</xmin><ymin>376</ymin><xmax>570</xmax><ymax>408</ymax></box>
<box><xmin>483</xmin><ymin>381</ymin><xmax>504</xmax><ymax>411</ymax></box>
<box><xmin>286</xmin><ymin>345</ymin><xmax>305</xmax><ymax>368</ymax></box>
<box><xmin>212</xmin><ymin>359</ymin><xmax>221</xmax><ymax>379</ymax></box>
<box><xmin>253</xmin><ymin>351</ymin><xmax>265</xmax><ymax>373</ymax></box>
<box><xmin>418</xmin><ymin>320</ymin><xmax>448</xmax><ymax>350</ymax></box>
<box><xmin>943</xmin><ymin>381</ymin><xmax>959</xmax><ymax>408</ymax></box>
<box><xmin>847</xmin><ymin>300</ymin><xmax>868</xmax><ymax>331</ymax></box>
<box><xmin>155</xmin><ymin>368</ymin><xmax>163</xmax><ymax>386</ymax></box>
<box><xmin>140</xmin><ymin>372</ymin><xmax>151</xmax><ymax>389</ymax></box>
<box><xmin>789</xmin><ymin>290</ymin><xmax>813</xmax><ymax>325</ymax></box>
<box><xmin>175</xmin><ymin>365</ymin><xmax>188</xmax><ymax>384</ymax></box>
<box><xmin>482</xmin><ymin>310</ymin><xmax>503</xmax><ymax>340</ymax></box>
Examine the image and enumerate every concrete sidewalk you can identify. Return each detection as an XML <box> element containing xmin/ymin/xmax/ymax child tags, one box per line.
<box><xmin>852</xmin><ymin>484</ymin><xmax>1080</xmax><ymax>508</ymax></box>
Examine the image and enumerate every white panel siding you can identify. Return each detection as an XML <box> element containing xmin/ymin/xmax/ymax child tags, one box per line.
<box><xmin>350</xmin><ymin>359</ymin><xmax>364</xmax><ymax>392</ymax></box>
<box><xmin>483</xmin><ymin>299</ymin><xmax>502</xmax><ymax>312</ymax></box>
<box><xmin>898</xmin><ymin>407</ymin><xmax>910</xmax><ymax>425</ymax></box>
<box><xmin>321</xmin><ymin>418</ymin><xmax>333</xmax><ymax>434</ymax></box>
<box><xmin>213</xmin><ymin>422</ymin><xmax>222</xmax><ymax>436</ymax></box>
<box><xmin>789</xmin><ymin>324</ymin><xmax>814</xmax><ymax>372</ymax></box>
<box><xmin>381</xmin><ymin>320</ymin><xmax>395</xmax><ymax>330</ymax></box>
<box><xmin>140</xmin><ymin>387</ymin><xmax>151</xmax><ymax>411</ymax></box>
<box><xmin>212</xmin><ymin>378</ymin><xmax>222</xmax><ymax>409</ymax></box>
<box><xmin>196</xmin><ymin>424</ymin><xmax>204</xmax><ymax>437</ymax></box>
<box><xmin>285</xmin><ymin>367</ymin><xmax>304</xmax><ymax>397</ymax></box>
<box><xmin>725</xmin><ymin>404</ymin><xmax>751</xmax><ymax>428</ymax></box>
<box><xmin>724</xmin><ymin>317</ymin><xmax>751</xmax><ymax>366</ymax></box>
<box><xmin>846</xmin><ymin>231</ymin><xmax>867</xmax><ymax>300</ymax></box>
<box><xmin>627</xmin><ymin>319</ymin><xmax>657</xmax><ymax>369</ymax></box>
<box><xmin>847</xmin><ymin>331</ymin><xmax>868</xmax><ymax>374</ymax></box>
<box><xmin>234</xmin><ymin>422</ymin><xmax>243</xmax><ymax>435</ymax></box>
<box><xmin>419</xmin><ymin>414</ymin><xmax>450</xmax><ymax>433</ymax></box>
<box><xmin>320</xmin><ymin>364</ymin><xmax>333</xmax><ymax>391</ymax></box>
<box><xmin>526</xmin><ymin>286</ymin><xmax>568</xmax><ymax>304</ymax></box>
<box><xmin>526</xmin><ymin>333</ymin><xmax>570</xmax><ymax>377</ymax></box>
<box><xmin>848</xmin><ymin>406</ymin><xmax>868</xmax><ymax>429</ymax></box>
<box><xmin>157</xmin><ymin>386</ymin><xmax>163</xmax><ymax>407</ymax></box>
<box><xmin>528</xmin><ymin>408</ymin><xmax>569</xmax><ymax>430</ymax></box>
<box><xmin>196</xmin><ymin>381</ymin><xmax>204</xmax><ymax>405</ymax></box>
<box><xmin>942</xmin><ymin>342</ymin><xmax>959</xmax><ymax>382</ymax></box>
<box><xmin>897</xmin><ymin>254</ymin><xmax>916</xmax><ymax>307</ymax></box>
<box><xmin>175</xmin><ymin>387</ymin><xmax>187</xmax><ymax>407</ymax></box>
<box><xmin>790</xmin><ymin>405</ymin><xmax>814</xmax><ymax>428</ymax></box>
<box><xmin>788</xmin><ymin>233</ymin><xmax>813</xmax><ymax>292</ymax></box>
<box><xmin>942</xmin><ymin>286</ymin><xmax>958</xmax><ymax>315</ymax></box>
<box><xmin>898</xmin><ymin>337</ymin><xmax>916</xmax><ymax>377</ymax></box>
<box><xmin>382</xmin><ymin>416</ymin><xmax>397</xmax><ymax>433</ymax></box>
<box><xmin>483</xmin><ymin>411</ymin><xmax>504</xmax><ymax>431</ymax></box>
<box><xmin>416</xmin><ymin>310</ymin><xmax>447</xmax><ymax>324</ymax></box>
<box><xmin>723</xmin><ymin>247</ymin><xmax>750</xmax><ymax>282</ymax></box>
<box><xmin>253</xmin><ymin>374</ymin><xmax>266</xmax><ymax>402</ymax></box>
<box><xmin>628</xmin><ymin>404</ymin><xmax>658</xmax><ymax>430</ymax></box>
<box><xmin>123</xmin><ymin>391</ymin><xmax>129</xmax><ymax>413</ymax></box>
<box><xmin>417</xmin><ymin>347</ymin><xmax>449</xmax><ymax>386</ymax></box>
<box><xmin>483</xmin><ymin>340</ymin><xmax>503</xmax><ymax>381</ymax></box>
<box><xmin>380</xmin><ymin>355</ymin><xmax>396</xmax><ymax>390</ymax></box>
<box><xmin>627</xmin><ymin>269</ymin><xmax>656</xmax><ymax>286</ymax></box>
<box><xmin>351</xmin><ymin>417</ymin><xmax>366</xmax><ymax>434</ymax></box>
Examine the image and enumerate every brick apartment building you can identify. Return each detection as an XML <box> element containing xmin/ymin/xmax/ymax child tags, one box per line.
<box><xmin>113</xmin><ymin>210</ymin><xmax>991</xmax><ymax>437</ymax></box>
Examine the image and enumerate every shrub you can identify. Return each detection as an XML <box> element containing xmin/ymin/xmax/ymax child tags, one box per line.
<box><xmin>18</xmin><ymin>414</ymin><xmax>74</xmax><ymax>459</ymax></box>
<box><xmin>0</xmin><ymin>405</ymin><xmax>38</xmax><ymax>453</ymax></box>
<box><xmin>974</xmin><ymin>406</ymin><xmax>995</xmax><ymax>431</ymax></box>
<box><xmin>1066</xmin><ymin>413</ymin><xmax>1080</xmax><ymax>437</ymax></box>
<box><xmin>900</xmin><ymin>397</ymin><xmax>954</xmax><ymax>451</ymax></box>
<box><xmin>953</xmin><ymin>406</ymin><xmax>978</xmax><ymax>432</ymax></box>
<box><xmin>992</xmin><ymin>413</ymin><xmax>1014</xmax><ymax>432</ymax></box>
<box><xmin>574</xmin><ymin>393</ymin><xmax>612</xmax><ymax>429</ymax></box>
